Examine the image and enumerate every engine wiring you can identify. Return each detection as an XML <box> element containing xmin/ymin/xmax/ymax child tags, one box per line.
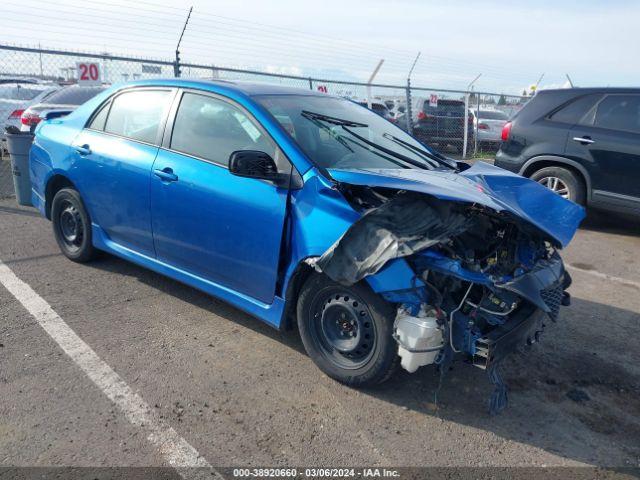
<box><xmin>448</xmin><ymin>282</ymin><xmax>474</xmax><ymax>353</ymax></box>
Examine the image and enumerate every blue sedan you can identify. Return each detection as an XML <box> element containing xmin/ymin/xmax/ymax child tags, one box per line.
<box><xmin>29</xmin><ymin>79</ymin><xmax>584</xmax><ymax>408</ymax></box>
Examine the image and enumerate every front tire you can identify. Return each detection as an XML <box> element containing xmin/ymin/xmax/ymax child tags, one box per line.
<box><xmin>51</xmin><ymin>188</ymin><xmax>96</xmax><ymax>262</ymax></box>
<box><xmin>297</xmin><ymin>273</ymin><xmax>399</xmax><ymax>387</ymax></box>
<box><xmin>530</xmin><ymin>166</ymin><xmax>585</xmax><ymax>205</ymax></box>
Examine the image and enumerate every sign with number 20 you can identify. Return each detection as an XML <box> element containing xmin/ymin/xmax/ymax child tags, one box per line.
<box><xmin>76</xmin><ymin>62</ymin><xmax>102</xmax><ymax>85</ymax></box>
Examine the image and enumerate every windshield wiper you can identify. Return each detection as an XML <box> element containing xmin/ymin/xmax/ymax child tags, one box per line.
<box><xmin>341</xmin><ymin>126</ymin><xmax>434</xmax><ymax>171</ymax></box>
<box><xmin>301</xmin><ymin>110</ymin><xmax>368</xmax><ymax>128</ymax></box>
<box><xmin>302</xmin><ymin>113</ymin><xmax>355</xmax><ymax>153</ymax></box>
<box><xmin>303</xmin><ymin>113</ymin><xmax>407</xmax><ymax>168</ymax></box>
<box><xmin>302</xmin><ymin>110</ymin><xmax>440</xmax><ymax>171</ymax></box>
<box><xmin>382</xmin><ymin>133</ymin><xmax>457</xmax><ymax>170</ymax></box>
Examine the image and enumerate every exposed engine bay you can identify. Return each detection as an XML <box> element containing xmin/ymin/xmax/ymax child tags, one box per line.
<box><xmin>315</xmin><ymin>184</ymin><xmax>572</xmax><ymax>414</ymax></box>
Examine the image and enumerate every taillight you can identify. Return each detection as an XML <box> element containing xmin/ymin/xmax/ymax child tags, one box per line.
<box><xmin>478</xmin><ymin>123</ymin><xmax>490</xmax><ymax>130</ymax></box>
<box><xmin>417</xmin><ymin>111</ymin><xmax>426</xmax><ymax>120</ymax></box>
<box><xmin>501</xmin><ymin>121</ymin><xmax>512</xmax><ymax>142</ymax></box>
<box><xmin>8</xmin><ymin>109</ymin><xmax>24</xmax><ymax>119</ymax></box>
<box><xmin>21</xmin><ymin>111</ymin><xmax>42</xmax><ymax>127</ymax></box>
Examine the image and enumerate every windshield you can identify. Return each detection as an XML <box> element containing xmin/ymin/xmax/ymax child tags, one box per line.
<box><xmin>256</xmin><ymin>94</ymin><xmax>451</xmax><ymax>171</ymax></box>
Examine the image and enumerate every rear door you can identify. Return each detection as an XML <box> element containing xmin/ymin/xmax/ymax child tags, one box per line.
<box><xmin>71</xmin><ymin>88</ymin><xmax>175</xmax><ymax>257</ymax></box>
<box><xmin>150</xmin><ymin>90</ymin><xmax>291</xmax><ymax>303</ymax></box>
<box><xmin>566</xmin><ymin>93</ymin><xmax>640</xmax><ymax>206</ymax></box>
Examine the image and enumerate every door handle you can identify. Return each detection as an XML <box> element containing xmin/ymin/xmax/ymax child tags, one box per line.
<box><xmin>75</xmin><ymin>144</ymin><xmax>92</xmax><ymax>156</ymax></box>
<box><xmin>572</xmin><ymin>136</ymin><xmax>594</xmax><ymax>145</ymax></box>
<box><xmin>153</xmin><ymin>167</ymin><xmax>178</xmax><ymax>182</ymax></box>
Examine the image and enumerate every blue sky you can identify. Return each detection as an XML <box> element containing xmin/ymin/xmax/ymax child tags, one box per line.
<box><xmin>3</xmin><ymin>0</ymin><xmax>638</xmax><ymax>94</ymax></box>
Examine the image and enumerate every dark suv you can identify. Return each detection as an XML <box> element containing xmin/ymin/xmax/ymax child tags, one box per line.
<box><xmin>409</xmin><ymin>98</ymin><xmax>474</xmax><ymax>153</ymax></box>
<box><xmin>495</xmin><ymin>88</ymin><xmax>640</xmax><ymax>215</ymax></box>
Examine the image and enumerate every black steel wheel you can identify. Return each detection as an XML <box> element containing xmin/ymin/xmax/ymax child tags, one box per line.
<box><xmin>297</xmin><ymin>273</ymin><xmax>399</xmax><ymax>386</ymax></box>
<box><xmin>51</xmin><ymin>188</ymin><xmax>96</xmax><ymax>262</ymax></box>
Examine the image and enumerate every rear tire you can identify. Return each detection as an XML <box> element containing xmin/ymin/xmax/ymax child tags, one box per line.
<box><xmin>297</xmin><ymin>273</ymin><xmax>399</xmax><ymax>387</ymax></box>
<box><xmin>51</xmin><ymin>188</ymin><xmax>96</xmax><ymax>262</ymax></box>
<box><xmin>530</xmin><ymin>166</ymin><xmax>586</xmax><ymax>205</ymax></box>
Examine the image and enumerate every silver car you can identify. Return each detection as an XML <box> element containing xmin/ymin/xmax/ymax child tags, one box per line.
<box><xmin>19</xmin><ymin>85</ymin><xmax>107</xmax><ymax>133</ymax></box>
<box><xmin>1</xmin><ymin>82</ymin><xmax>60</xmax><ymax>139</ymax></box>
<box><xmin>472</xmin><ymin>108</ymin><xmax>509</xmax><ymax>145</ymax></box>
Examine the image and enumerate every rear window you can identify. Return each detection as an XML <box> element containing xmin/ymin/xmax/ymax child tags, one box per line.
<box><xmin>0</xmin><ymin>84</ymin><xmax>53</xmax><ymax>101</ymax></box>
<box><xmin>44</xmin><ymin>86</ymin><xmax>106</xmax><ymax>106</ymax></box>
<box><xmin>549</xmin><ymin>94</ymin><xmax>602</xmax><ymax>125</ymax></box>
<box><xmin>423</xmin><ymin>101</ymin><xmax>465</xmax><ymax>117</ymax></box>
<box><xmin>477</xmin><ymin>110</ymin><xmax>508</xmax><ymax>120</ymax></box>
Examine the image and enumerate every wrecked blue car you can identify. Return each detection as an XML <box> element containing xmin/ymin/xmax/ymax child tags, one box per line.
<box><xmin>30</xmin><ymin>80</ymin><xmax>585</xmax><ymax>412</ymax></box>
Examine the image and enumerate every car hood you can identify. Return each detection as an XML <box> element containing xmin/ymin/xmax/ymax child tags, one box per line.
<box><xmin>328</xmin><ymin>161</ymin><xmax>585</xmax><ymax>247</ymax></box>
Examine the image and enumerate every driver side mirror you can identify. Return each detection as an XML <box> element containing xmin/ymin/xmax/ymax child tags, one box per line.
<box><xmin>229</xmin><ymin>150</ymin><xmax>288</xmax><ymax>187</ymax></box>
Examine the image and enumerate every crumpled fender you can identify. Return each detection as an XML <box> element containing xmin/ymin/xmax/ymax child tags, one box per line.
<box><xmin>280</xmin><ymin>172</ymin><xmax>426</xmax><ymax>312</ymax></box>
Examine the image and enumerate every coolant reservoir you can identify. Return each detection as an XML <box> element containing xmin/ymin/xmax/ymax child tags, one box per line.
<box><xmin>394</xmin><ymin>305</ymin><xmax>443</xmax><ymax>373</ymax></box>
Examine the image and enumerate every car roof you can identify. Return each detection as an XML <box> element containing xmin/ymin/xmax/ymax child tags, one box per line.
<box><xmin>537</xmin><ymin>87</ymin><xmax>640</xmax><ymax>95</ymax></box>
<box><xmin>114</xmin><ymin>78</ymin><xmax>330</xmax><ymax>98</ymax></box>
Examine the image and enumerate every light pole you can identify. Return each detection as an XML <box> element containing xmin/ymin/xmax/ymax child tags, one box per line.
<box><xmin>366</xmin><ymin>59</ymin><xmax>384</xmax><ymax>109</ymax></box>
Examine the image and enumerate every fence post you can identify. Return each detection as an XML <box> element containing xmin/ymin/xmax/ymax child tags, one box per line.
<box><xmin>475</xmin><ymin>94</ymin><xmax>481</xmax><ymax>156</ymax></box>
<box><xmin>308</xmin><ymin>77</ymin><xmax>313</xmax><ymax>90</ymax></box>
<box><xmin>405</xmin><ymin>78</ymin><xmax>413</xmax><ymax>135</ymax></box>
<box><xmin>462</xmin><ymin>92</ymin><xmax>470</xmax><ymax>159</ymax></box>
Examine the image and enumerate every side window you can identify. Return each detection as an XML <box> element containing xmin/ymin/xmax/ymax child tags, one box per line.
<box><xmin>170</xmin><ymin>92</ymin><xmax>280</xmax><ymax>167</ymax></box>
<box><xmin>104</xmin><ymin>90</ymin><xmax>172</xmax><ymax>144</ymax></box>
<box><xmin>88</xmin><ymin>101</ymin><xmax>110</xmax><ymax>131</ymax></box>
<box><xmin>548</xmin><ymin>94</ymin><xmax>602</xmax><ymax>125</ymax></box>
<box><xmin>593</xmin><ymin>95</ymin><xmax>640</xmax><ymax>134</ymax></box>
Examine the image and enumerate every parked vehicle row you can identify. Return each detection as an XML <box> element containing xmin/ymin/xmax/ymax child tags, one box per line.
<box><xmin>18</xmin><ymin>85</ymin><xmax>107</xmax><ymax>133</ymax></box>
<box><xmin>395</xmin><ymin>98</ymin><xmax>475</xmax><ymax>153</ymax></box>
<box><xmin>29</xmin><ymin>79</ymin><xmax>583</xmax><ymax>412</ymax></box>
<box><xmin>356</xmin><ymin>101</ymin><xmax>396</xmax><ymax>123</ymax></box>
<box><xmin>2</xmin><ymin>81</ymin><xmax>107</xmax><ymax>147</ymax></box>
<box><xmin>0</xmin><ymin>82</ymin><xmax>59</xmax><ymax>139</ymax></box>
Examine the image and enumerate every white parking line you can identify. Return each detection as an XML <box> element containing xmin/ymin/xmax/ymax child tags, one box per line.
<box><xmin>0</xmin><ymin>259</ymin><xmax>220</xmax><ymax>479</ymax></box>
<box><xmin>566</xmin><ymin>263</ymin><xmax>640</xmax><ymax>290</ymax></box>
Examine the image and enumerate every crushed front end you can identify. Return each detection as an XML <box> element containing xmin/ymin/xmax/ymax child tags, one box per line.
<box><xmin>314</xmin><ymin>176</ymin><xmax>582</xmax><ymax>413</ymax></box>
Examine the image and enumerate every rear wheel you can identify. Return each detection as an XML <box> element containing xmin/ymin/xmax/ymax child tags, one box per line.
<box><xmin>530</xmin><ymin>166</ymin><xmax>585</xmax><ymax>205</ymax></box>
<box><xmin>297</xmin><ymin>273</ymin><xmax>399</xmax><ymax>386</ymax></box>
<box><xmin>51</xmin><ymin>188</ymin><xmax>96</xmax><ymax>262</ymax></box>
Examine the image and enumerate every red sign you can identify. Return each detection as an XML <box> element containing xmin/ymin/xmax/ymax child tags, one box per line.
<box><xmin>429</xmin><ymin>94</ymin><xmax>438</xmax><ymax>107</ymax></box>
<box><xmin>76</xmin><ymin>62</ymin><xmax>101</xmax><ymax>85</ymax></box>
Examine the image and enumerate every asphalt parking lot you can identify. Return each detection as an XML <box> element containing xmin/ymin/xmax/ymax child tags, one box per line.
<box><xmin>1</xmin><ymin>196</ymin><xmax>639</xmax><ymax>471</ymax></box>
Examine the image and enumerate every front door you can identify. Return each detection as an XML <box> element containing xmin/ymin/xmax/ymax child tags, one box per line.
<box><xmin>71</xmin><ymin>88</ymin><xmax>175</xmax><ymax>257</ymax></box>
<box><xmin>566</xmin><ymin>93</ymin><xmax>640</xmax><ymax>205</ymax></box>
<box><xmin>150</xmin><ymin>91</ymin><xmax>290</xmax><ymax>304</ymax></box>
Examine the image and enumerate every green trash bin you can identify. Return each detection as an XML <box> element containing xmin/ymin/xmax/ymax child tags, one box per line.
<box><xmin>5</xmin><ymin>132</ymin><xmax>34</xmax><ymax>206</ymax></box>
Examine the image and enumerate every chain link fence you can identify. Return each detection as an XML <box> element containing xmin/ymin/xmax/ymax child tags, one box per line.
<box><xmin>0</xmin><ymin>44</ymin><xmax>528</xmax><ymax>198</ymax></box>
